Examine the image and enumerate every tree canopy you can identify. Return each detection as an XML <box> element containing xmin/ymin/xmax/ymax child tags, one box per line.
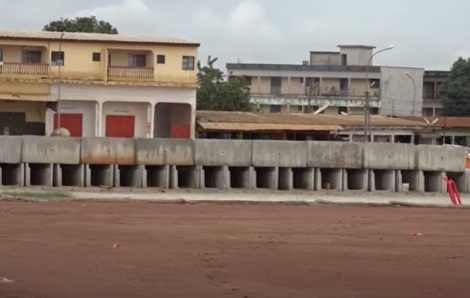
<box><xmin>442</xmin><ymin>57</ymin><xmax>470</xmax><ymax>116</ymax></box>
<box><xmin>197</xmin><ymin>56</ymin><xmax>252</xmax><ymax>111</ymax></box>
<box><xmin>43</xmin><ymin>16</ymin><xmax>118</xmax><ymax>34</ymax></box>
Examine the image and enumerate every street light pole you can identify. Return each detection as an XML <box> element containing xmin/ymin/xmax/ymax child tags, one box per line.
<box><xmin>364</xmin><ymin>45</ymin><xmax>394</xmax><ymax>142</ymax></box>
<box><xmin>405</xmin><ymin>73</ymin><xmax>417</xmax><ymax>116</ymax></box>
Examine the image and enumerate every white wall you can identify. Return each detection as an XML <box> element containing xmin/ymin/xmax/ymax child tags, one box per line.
<box><xmin>339</xmin><ymin>47</ymin><xmax>373</xmax><ymax>66</ymax></box>
<box><xmin>380</xmin><ymin>67</ymin><xmax>424</xmax><ymax>117</ymax></box>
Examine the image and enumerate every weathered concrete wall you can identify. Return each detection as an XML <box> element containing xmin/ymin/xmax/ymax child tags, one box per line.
<box><xmin>81</xmin><ymin>137</ymin><xmax>135</xmax><ymax>165</ymax></box>
<box><xmin>364</xmin><ymin>143</ymin><xmax>415</xmax><ymax>170</ymax></box>
<box><xmin>136</xmin><ymin>138</ymin><xmax>194</xmax><ymax>165</ymax></box>
<box><xmin>417</xmin><ymin>145</ymin><xmax>465</xmax><ymax>172</ymax></box>
<box><xmin>22</xmin><ymin>136</ymin><xmax>80</xmax><ymax>164</ymax></box>
<box><xmin>308</xmin><ymin>142</ymin><xmax>363</xmax><ymax>168</ymax></box>
<box><xmin>253</xmin><ymin>141</ymin><xmax>307</xmax><ymax>167</ymax></box>
<box><xmin>0</xmin><ymin>136</ymin><xmax>22</xmax><ymax>163</ymax></box>
<box><xmin>195</xmin><ymin>139</ymin><xmax>252</xmax><ymax>166</ymax></box>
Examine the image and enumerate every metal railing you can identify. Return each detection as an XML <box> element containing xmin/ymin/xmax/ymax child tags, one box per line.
<box><xmin>252</xmin><ymin>89</ymin><xmax>381</xmax><ymax>99</ymax></box>
<box><xmin>107</xmin><ymin>66</ymin><xmax>154</xmax><ymax>79</ymax></box>
<box><xmin>0</xmin><ymin>62</ymin><xmax>50</xmax><ymax>75</ymax></box>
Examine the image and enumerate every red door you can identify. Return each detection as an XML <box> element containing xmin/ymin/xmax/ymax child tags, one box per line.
<box><xmin>171</xmin><ymin>123</ymin><xmax>190</xmax><ymax>138</ymax></box>
<box><xmin>54</xmin><ymin>113</ymin><xmax>83</xmax><ymax>137</ymax></box>
<box><xmin>105</xmin><ymin>115</ymin><xmax>135</xmax><ymax>137</ymax></box>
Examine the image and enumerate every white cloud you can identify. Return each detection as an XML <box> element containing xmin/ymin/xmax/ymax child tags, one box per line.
<box><xmin>226</xmin><ymin>0</ymin><xmax>277</xmax><ymax>39</ymax></box>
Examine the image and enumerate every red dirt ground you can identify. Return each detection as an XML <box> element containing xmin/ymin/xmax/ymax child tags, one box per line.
<box><xmin>0</xmin><ymin>201</ymin><xmax>470</xmax><ymax>298</ymax></box>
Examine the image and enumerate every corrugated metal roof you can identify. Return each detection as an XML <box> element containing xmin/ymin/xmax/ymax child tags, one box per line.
<box><xmin>0</xmin><ymin>30</ymin><xmax>199</xmax><ymax>46</ymax></box>
<box><xmin>197</xmin><ymin>111</ymin><xmax>428</xmax><ymax>133</ymax></box>
<box><xmin>199</xmin><ymin>122</ymin><xmax>343</xmax><ymax>132</ymax></box>
<box><xmin>402</xmin><ymin>116</ymin><xmax>470</xmax><ymax>128</ymax></box>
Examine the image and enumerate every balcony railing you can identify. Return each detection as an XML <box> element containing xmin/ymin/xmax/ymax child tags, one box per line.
<box><xmin>252</xmin><ymin>89</ymin><xmax>381</xmax><ymax>100</ymax></box>
<box><xmin>107</xmin><ymin>66</ymin><xmax>154</xmax><ymax>79</ymax></box>
<box><xmin>0</xmin><ymin>62</ymin><xmax>50</xmax><ymax>75</ymax></box>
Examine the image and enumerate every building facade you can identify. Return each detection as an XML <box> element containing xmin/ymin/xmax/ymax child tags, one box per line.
<box><xmin>0</xmin><ymin>30</ymin><xmax>199</xmax><ymax>138</ymax></box>
<box><xmin>422</xmin><ymin>70</ymin><xmax>448</xmax><ymax>117</ymax></box>
<box><xmin>227</xmin><ymin>45</ymin><xmax>425</xmax><ymax>117</ymax></box>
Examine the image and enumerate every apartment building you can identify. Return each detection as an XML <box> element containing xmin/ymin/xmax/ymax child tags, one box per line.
<box><xmin>422</xmin><ymin>70</ymin><xmax>447</xmax><ymax>117</ymax></box>
<box><xmin>0</xmin><ymin>30</ymin><xmax>199</xmax><ymax>138</ymax></box>
<box><xmin>227</xmin><ymin>45</ymin><xmax>424</xmax><ymax>117</ymax></box>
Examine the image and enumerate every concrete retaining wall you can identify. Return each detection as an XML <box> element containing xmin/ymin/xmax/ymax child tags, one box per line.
<box><xmin>253</xmin><ymin>141</ymin><xmax>307</xmax><ymax>167</ymax></box>
<box><xmin>364</xmin><ymin>143</ymin><xmax>416</xmax><ymax>170</ymax></box>
<box><xmin>81</xmin><ymin>138</ymin><xmax>135</xmax><ymax>165</ymax></box>
<box><xmin>308</xmin><ymin>142</ymin><xmax>363</xmax><ymax>168</ymax></box>
<box><xmin>195</xmin><ymin>139</ymin><xmax>252</xmax><ymax>166</ymax></box>
<box><xmin>23</xmin><ymin>136</ymin><xmax>80</xmax><ymax>164</ymax></box>
<box><xmin>0</xmin><ymin>136</ymin><xmax>22</xmax><ymax>164</ymax></box>
<box><xmin>136</xmin><ymin>138</ymin><xmax>194</xmax><ymax>165</ymax></box>
<box><xmin>0</xmin><ymin>136</ymin><xmax>467</xmax><ymax>193</ymax></box>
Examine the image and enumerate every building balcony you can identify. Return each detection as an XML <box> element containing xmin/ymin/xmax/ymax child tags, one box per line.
<box><xmin>107</xmin><ymin>66</ymin><xmax>154</xmax><ymax>79</ymax></box>
<box><xmin>0</xmin><ymin>62</ymin><xmax>50</xmax><ymax>76</ymax></box>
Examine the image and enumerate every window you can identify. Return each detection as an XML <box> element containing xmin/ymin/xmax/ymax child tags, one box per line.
<box><xmin>22</xmin><ymin>50</ymin><xmax>41</xmax><ymax>63</ymax></box>
<box><xmin>370</xmin><ymin>79</ymin><xmax>380</xmax><ymax>88</ymax></box>
<box><xmin>51</xmin><ymin>51</ymin><xmax>64</xmax><ymax>66</ymax></box>
<box><xmin>128</xmin><ymin>54</ymin><xmax>146</xmax><ymax>67</ymax></box>
<box><xmin>92</xmin><ymin>52</ymin><xmax>101</xmax><ymax>62</ymax></box>
<box><xmin>243</xmin><ymin>76</ymin><xmax>252</xmax><ymax>85</ymax></box>
<box><xmin>0</xmin><ymin>49</ymin><xmax>3</xmax><ymax>62</ymax></box>
<box><xmin>156</xmin><ymin>55</ymin><xmax>166</xmax><ymax>64</ymax></box>
<box><xmin>182</xmin><ymin>56</ymin><xmax>195</xmax><ymax>70</ymax></box>
<box><xmin>270</xmin><ymin>105</ymin><xmax>282</xmax><ymax>113</ymax></box>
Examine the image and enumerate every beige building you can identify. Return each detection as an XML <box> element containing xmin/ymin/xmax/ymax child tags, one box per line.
<box><xmin>227</xmin><ymin>45</ymin><xmax>424</xmax><ymax>117</ymax></box>
<box><xmin>0</xmin><ymin>30</ymin><xmax>199</xmax><ymax>138</ymax></box>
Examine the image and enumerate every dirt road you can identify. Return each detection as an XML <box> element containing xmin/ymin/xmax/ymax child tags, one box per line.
<box><xmin>0</xmin><ymin>200</ymin><xmax>469</xmax><ymax>297</ymax></box>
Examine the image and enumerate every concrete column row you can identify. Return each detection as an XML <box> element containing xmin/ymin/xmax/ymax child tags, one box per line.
<box><xmin>0</xmin><ymin>164</ymin><xmax>468</xmax><ymax>194</ymax></box>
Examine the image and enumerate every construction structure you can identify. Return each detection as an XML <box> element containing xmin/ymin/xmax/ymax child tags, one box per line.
<box><xmin>0</xmin><ymin>30</ymin><xmax>199</xmax><ymax>138</ymax></box>
<box><xmin>0</xmin><ymin>136</ymin><xmax>466</xmax><ymax>195</ymax></box>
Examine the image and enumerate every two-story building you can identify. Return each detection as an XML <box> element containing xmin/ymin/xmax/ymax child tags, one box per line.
<box><xmin>0</xmin><ymin>30</ymin><xmax>199</xmax><ymax>138</ymax></box>
<box><xmin>227</xmin><ymin>45</ymin><xmax>425</xmax><ymax>117</ymax></box>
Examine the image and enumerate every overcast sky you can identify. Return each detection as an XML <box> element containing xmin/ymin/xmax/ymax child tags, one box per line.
<box><xmin>1</xmin><ymin>0</ymin><xmax>469</xmax><ymax>70</ymax></box>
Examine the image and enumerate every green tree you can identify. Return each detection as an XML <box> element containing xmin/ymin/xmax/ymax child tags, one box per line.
<box><xmin>442</xmin><ymin>57</ymin><xmax>470</xmax><ymax>116</ymax></box>
<box><xmin>43</xmin><ymin>16</ymin><xmax>118</xmax><ymax>34</ymax></box>
<box><xmin>197</xmin><ymin>56</ymin><xmax>252</xmax><ymax>111</ymax></box>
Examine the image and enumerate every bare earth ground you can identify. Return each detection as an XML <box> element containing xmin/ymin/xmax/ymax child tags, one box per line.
<box><xmin>1</xmin><ymin>201</ymin><xmax>470</xmax><ymax>298</ymax></box>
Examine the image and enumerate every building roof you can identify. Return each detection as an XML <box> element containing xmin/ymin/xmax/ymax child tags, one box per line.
<box><xmin>337</xmin><ymin>45</ymin><xmax>376</xmax><ymax>49</ymax></box>
<box><xmin>0</xmin><ymin>30</ymin><xmax>199</xmax><ymax>47</ymax></box>
<box><xmin>226</xmin><ymin>63</ymin><xmax>381</xmax><ymax>73</ymax></box>
<box><xmin>310</xmin><ymin>51</ymin><xmax>340</xmax><ymax>54</ymax></box>
<box><xmin>197</xmin><ymin>111</ymin><xmax>428</xmax><ymax>132</ymax></box>
<box><xmin>401</xmin><ymin>117</ymin><xmax>470</xmax><ymax>128</ymax></box>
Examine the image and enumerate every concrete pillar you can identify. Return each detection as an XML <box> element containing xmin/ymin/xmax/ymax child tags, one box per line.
<box><xmin>318</xmin><ymin>168</ymin><xmax>343</xmax><ymax>191</ymax></box>
<box><xmin>86</xmin><ymin>164</ymin><xmax>113</xmax><ymax>187</ymax></box>
<box><xmin>201</xmin><ymin>166</ymin><xmax>229</xmax><ymax>189</ymax></box>
<box><xmin>143</xmin><ymin>165</ymin><xmax>170</xmax><ymax>188</ymax></box>
<box><xmin>278</xmin><ymin>167</ymin><xmax>293</xmax><ymax>191</ymax></box>
<box><xmin>114</xmin><ymin>165</ymin><xmax>142</xmax><ymax>188</ymax></box>
<box><xmin>149</xmin><ymin>103</ymin><xmax>156</xmax><ymax>138</ymax></box>
<box><xmin>370</xmin><ymin>169</ymin><xmax>395</xmax><ymax>192</ymax></box>
<box><xmin>96</xmin><ymin>101</ymin><xmax>102</xmax><ymax>137</ymax></box>
<box><xmin>254</xmin><ymin>167</ymin><xmax>278</xmax><ymax>190</ymax></box>
<box><xmin>25</xmin><ymin>163</ymin><xmax>53</xmax><ymax>187</ymax></box>
<box><xmin>344</xmin><ymin>169</ymin><xmax>368</xmax><ymax>191</ymax></box>
<box><xmin>53</xmin><ymin>164</ymin><xmax>62</xmax><ymax>187</ymax></box>
<box><xmin>292</xmin><ymin>167</ymin><xmax>314</xmax><ymax>190</ymax></box>
<box><xmin>257</xmin><ymin>76</ymin><xmax>261</xmax><ymax>94</ymax></box>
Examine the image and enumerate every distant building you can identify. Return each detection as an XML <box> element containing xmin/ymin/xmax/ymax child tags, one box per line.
<box><xmin>0</xmin><ymin>30</ymin><xmax>199</xmax><ymax>138</ymax></box>
<box><xmin>422</xmin><ymin>70</ymin><xmax>448</xmax><ymax>117</ymax></box>
<box><xmin>227</xmin><ymin>45</ymin><xmax>426</xmax><ymax>117</ymax></box>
